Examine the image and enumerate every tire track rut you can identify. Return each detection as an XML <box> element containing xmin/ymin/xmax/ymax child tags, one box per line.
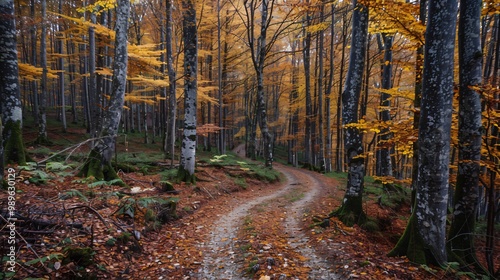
<box><xmin>198</xmin><ymin>163</ymin><xmax>338</xmax><ymax>279</ymax></box>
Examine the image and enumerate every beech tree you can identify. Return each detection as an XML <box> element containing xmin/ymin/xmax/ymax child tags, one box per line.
<box><xmin>448</xmin><ymin>0</ymin><xmax>486</xmax><ymax>273</ymax></box>
<box><xmin>389</xmin><ymin>0</ymin><xmax>458</xmax><ymax>265</ymax></box>
<box><xmin>178</xmin><ymin>0</ymin><xmax>198</xmax><ymax>183</ymax></box>
<box><xmin>332</xmin><ymin>0</ymin><xmax>368</xmax><ymax>226</ymax></box>
<box><xmin>79</xmin><ymin>0</ymin><xmax>130</xmax><ymax>181</ymax></box>
<box><xmin>0</xmin><ymin>0</ymin><xmax>26</xmax><ymax>166</ymax></box>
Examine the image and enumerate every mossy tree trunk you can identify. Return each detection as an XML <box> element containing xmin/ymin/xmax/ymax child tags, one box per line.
<box><xmin>332</xmin><ymin>0</ymin><xmax>368</xmax><ymax>226</ymax></box>
<box><xmin>448</xmin><ymin>0</ymin><xmax>486</xmax><ymax>273</ymax></box>
<box><xmin>79</xmin><ymin>0</ymin><xmax>130</xmax><ymax>181</ymax></box>
<box><xmin>388</xmin><ymin>212</ymin><xmax>428</xmax><ymax>264</ymax></box>
<box><xmin>178</xmin><ymin>0</ymin><xmax>197</xmax><ymax>183</ymax></box>
<box><xmin>0</xmin><ymin>0</ymin><xmax>27</xmax><ymax>166</ymax></box>
<box><xmin>389</xmin><ymin>0</ymin><xmax>457</xmax><ymax>266</ymax></box>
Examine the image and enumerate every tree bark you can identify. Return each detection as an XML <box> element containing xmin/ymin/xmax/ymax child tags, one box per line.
<box><xmin>255</xmin><ymin>0</ymin><xmax>273</xmax><ymax>167</ymax></box>
<box><xmin>332</xmin><ymin>0</ymin><xmax>368</xmax><ymax>226</ymax></box>
<box><xmin>448</xmin><ymin>0</ymin><xmax>486</xmax><ymax>273</ymax></box>
<box><xmin>58</xmin><ymin>0</ymin><xmax>67</xmax><ymax>132</ymax></box>
<box><xmin>165</xmin><ymin>0</ymin><xmax>177</xmax><ymax>167</ymax></box>
<box><xmin>178</xmin><ymin>0</ymin><xmax>198</xmax><ymax>183</ymax></box>
<box><xmin>79</xmin><ymin>0</ymin><xmax>130</xmax><ymax>181</ymax></box>
<box><xmin>0</xmin><ymin>0</ymin><xmax>26</xmax><ymax>165</ymax></box>
<box><xmin>36</xmin><ymin>0</ymin><xmax>48</xmax><ymax>144</ymax></box>
<box><xmin>377</xmin><ymin>34</ymin><xmax>393</xmax><ymax>177</ymax></box>
<box><xmin>389</xmin><ymin>0</ymin><xmax>457</xmax><ymax>266</ymax></box>
<box><xmin>303</xmin><ymin>7</ymin><xmax>313</xmax><ymax>169</ymax></box>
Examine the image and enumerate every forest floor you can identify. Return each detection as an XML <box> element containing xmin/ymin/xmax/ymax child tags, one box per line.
<box><xmin>1</xmin><ymin>126</ymin><xmax>497</xmax><ymax>279</ymax></box>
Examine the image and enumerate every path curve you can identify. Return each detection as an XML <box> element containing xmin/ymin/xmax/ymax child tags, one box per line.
<box><xmin>197</xmin><ymin>163</ymin><xmax>339</xmax><ymax>279</ymax></box>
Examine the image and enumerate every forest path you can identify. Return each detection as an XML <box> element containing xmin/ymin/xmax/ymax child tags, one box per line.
<box><xmin>197</xmin><ymin>162</ymin><xmax>339</xmax><ymax>279</ymax></box>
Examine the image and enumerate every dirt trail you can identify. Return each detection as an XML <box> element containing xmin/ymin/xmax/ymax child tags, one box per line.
<box><xmin>197</xmin><ymin>163</ymin><xmax>339</xmax><ymax>279</ymax></box>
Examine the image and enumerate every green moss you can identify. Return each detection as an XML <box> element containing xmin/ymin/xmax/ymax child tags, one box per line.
<box><xmin>331</xmin><ymin>195</ymin><xmax>366</xmax><ymax>227</ymax></box>
<box><xmin>79</xmin><ymin>149</ymin><xmax>120</xmax><ymax>182</ymax></box>
<box><xmin>387</xmin><ymin>213</ymin><xmax>427</xmax><ymax>264</ymax></box>
<box><xmin>361</xmin><ymin>218</ymin><xmax>380</xmax><ymax>232</ymax></box>
<box><xmin>177</xmin><ymin>165</ymin><xmax>196</xmax><ymax>184</ymax></box>
<box><xmin>63</xmin><ymin>246</ymin><xmax>95</xmax><ymax>267</ymax></box>
<box><xmin>3</xmin><ymin>120</ymin><xmax>26</xmax><ymax>165</ymax></box>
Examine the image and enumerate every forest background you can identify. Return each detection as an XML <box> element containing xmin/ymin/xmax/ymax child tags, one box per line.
<box><xmin>0</xmin><ymin>0</ymin><xmax>499</xmax><ymax>278</ymax></box>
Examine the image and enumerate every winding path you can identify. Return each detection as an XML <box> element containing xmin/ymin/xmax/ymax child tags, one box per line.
<box><xmin>197</xmin><ymin>163</ymin><xmax>339</xmax><ymax>279</ymax></box>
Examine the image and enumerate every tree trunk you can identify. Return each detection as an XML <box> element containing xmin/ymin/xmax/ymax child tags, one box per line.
<box><xmin>336</xmin><ymin>12</ymin><xmax>349</xmax><ymax>172</ymax></box>
<box><xmin>217</xmin><ymin>0</ymin><xmax>225</xmax><ymax>155</ymax></box>
<box><xmin>377</xmin><ymin>34</ymin><xmax>393</xmax><ymax>177</ymax></box>
<box><xmin>0</xmin><ymin>0</ymin><xmax>26</xmax><ymax>165</ymax></box>
<box><xmin>332</xmin><ymin>0</ymin><xmax>368</xmax><ymax>226</ymax></box>
<box><xmin>58</xmin><ymin>0</ymin><xmax>67</xmax><ymax>132</ymax></box>
<box><xmin>447</xmin><ymin>0</ymin><xmax>486</xmax><ymax>273</ymax></box>
<box><xmin>165</xmin><ymin>0</ymin><xmax>177</xmax><ymax>167</ymax></box>
<box><xmin>389</xmin><ymin>0</ymin><xmax>457</xmax><ymax>266</ymax></box>
<box><xmin>88</xmin><ymin>12</ymin><xmax>98</xmax><ymax>138</ymax></box>
<box><xmin>36</xmin><ymin>0</ymin><xmax>48</xmax><ymax>144</ymax></box>
<box><xmin>30</xmin><ymin>0</ymin><xmax>38</xmax><ymax>125</ymax></box>
<box><xmin>317</xmin><ymin>13</ymin><xmax>325</xmax><ymax>171</ymax></box>
<box><xmin>303</xmin><ymin>8</ymin><xmax>313</xmax><ymax>169</ymax></box>
<box><xmin>79</xmin><ymin>0</ymin><xmax>130</xmax><ymax>181</ymax></box>
<box><xmin>178</xmin><ymin>0</ymin><xmax>198</xmax><ymax>183</ymax></box>
<box><xmin>323</xmin><ymin>2</ymin><xmax>333</xmax><ymax>173</ymax></box>
<box><xmin>256</xmin><ymin>0</ymin><xmax>273</xmax><ymax>167</ymax></box>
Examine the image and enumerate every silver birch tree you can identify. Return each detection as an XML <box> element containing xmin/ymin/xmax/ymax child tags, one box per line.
<box><xmin>178</xmin><ymin>0</ymin><xmax>198</xmax><ymax>183</ymax></box>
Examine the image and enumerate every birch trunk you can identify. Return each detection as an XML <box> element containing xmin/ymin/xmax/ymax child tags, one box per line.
<box><xmin>178</xmin><ymin>0</ymin><xmax>198</xmax><ymax>183</ymax></box>
<box><xmin>0</xmin><ymin>0</ymin><xmax>26</xmax><ymax>165</ymax></box>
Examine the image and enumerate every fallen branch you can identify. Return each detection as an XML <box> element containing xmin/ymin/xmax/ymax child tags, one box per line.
<box><xmin>37</xmin><ymin>136</ymin><xmax>109</xmax><ymax>165</ymax></box>
<box><xmin>66</xmin><ymin>204</ymin><xmax>109</xmax><ymax>229</ymax></box>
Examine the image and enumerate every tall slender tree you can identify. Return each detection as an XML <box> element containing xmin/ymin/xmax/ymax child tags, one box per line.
<box><xmin>165</xmin><ymin>0</ymin><xmax>177</xmax><ymax>167</ymax></box>
<box><xmin>377</xmin><ymin>34</ymin><xmax>393</xmax><ymax>177</ymax></box>
<box><xmin>332</xmin><ymin>0</ymin><xmax>369</xmax><ymax>226</ymax></box>
<box><xmin>178</xmin><ymin>0</ymin><xmax>198</xmax><ymax>183</ymax></box>
<box><xmin>389</xmin><ymin>0</ymin><xmax>458</xmax><ymax>265</ymax></box>
<box><xmin>448</xmin><ymin>0</ymin><xmax>486</xmax><ymax>273</ymax></box>
<box><xmin>79</xmin><ymin>0</ymin><xmax>130</xmax><ymax>181</ymax></box>
<box><xmin>36</xmin><ymin>0</ymin><xmax>48</xmax><ymax>144</ymax></box>
<box><xmin>0</xmin><ymin>0</ymin><xmax>26</xmax><ymax>165</ymax></box>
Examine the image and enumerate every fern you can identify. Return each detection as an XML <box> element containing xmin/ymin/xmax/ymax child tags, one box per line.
<box><xmin>136</xmin><ymin>196</ymin><xmax>179</xmax><ymax>208</ymax></box>
<box><xmin>28</xmin><ymin>170</ymin><xmax>52</xmax><ymax>185</ymax></box>
<box><xmin>24</xmin><ymin>253</ymin><xmax>63</xmax><ymax>266</ymax></box>
<box><xmin>59</xmin><ymin>189</ymin><xmax>89</xmax><ymax>202</ymax></box>
<box><xmin>18</xmin><ymin>162</ymin><xmax>38</xmax><ymax>171</ymax></box>
<box><xmin>115</xmin><ymin>197</ymin><xmax>136</xmax><ymax>218</ymax></box>
<box><xmin>46</xmin><ymin>162</ymin><xmax>72</xmax><ymax>172</ymax></box>
<box><xmin>88</xmin><ymin>178</ymin><xmax>124</xmax><ymax>188</ymax></box>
